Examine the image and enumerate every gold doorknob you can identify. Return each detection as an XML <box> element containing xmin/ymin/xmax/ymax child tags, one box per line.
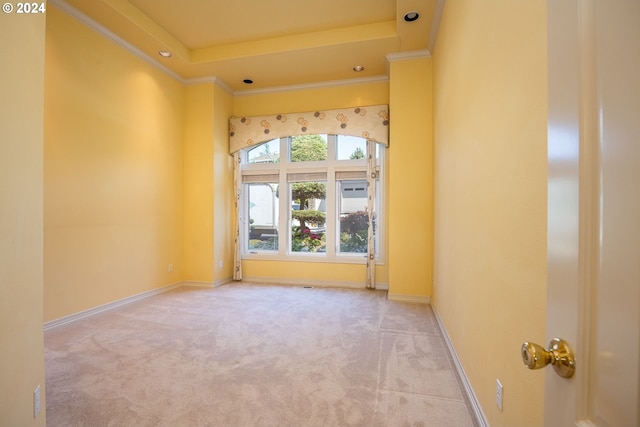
<box><xmin>521</xmin><ymin>338</ymin><xmax>576</xmax><ymax>378</ymax></box>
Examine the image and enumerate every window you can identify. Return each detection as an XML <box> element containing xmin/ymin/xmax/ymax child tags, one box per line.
<box><xmin>247</xmin><ymin>138</ymin><xmax>280</xmax><ymax>164</ymax></box>
<box><xmin>240</xmin><ymin>134</ymin><xmax>384</xmax><ymax>263</ymax></box>
<box><xmin>246</xmin><ymin>182</ymin><xmax>279</xmax><ymax>251</ymax></box>
<box><xmin>337</xmin><ymin>179</ymin><xmax>369</xmax><ymax>254</ymax></box>
<box><xmin>290</xmin><ymin>178</ymin><xmax>326</xmax><ymax>253</ymax></box>
<box><xmin>336</xmin><ymin>135</ymin><xmax>366</xmax><ymax>160</ymax></box>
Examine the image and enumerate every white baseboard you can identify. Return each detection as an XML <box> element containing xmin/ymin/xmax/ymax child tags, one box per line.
<box><xmin>387</xmin><ymin>293</ymin><xmax>431</xmax><ymax>304</ymax></box>
<box><xmin>432</xmin><ymin>306</ymin><xmax>489</xmax><ymax>427</ymax></box>
<box><xmin>181</xmin><ymin>280</ymin><xmax>214</xmax><ymax>288</ymax></box>
<box><xmin>182</xmin><ymin>277</ymin><xmax>232</xmax><ymax>288</ymax></box>
<box><xmin>240</xmin><ymin>275</ymin><xmax>388</xmax><ymax>291</ymax></box>
<box><xmin>44</xmin><ymin>282</ymin><xmax>184</xmax><ymax>331</ymax></box>
<box><xmin>214</xmin><ymin>277</ymin><xmax>233</xmax><ymax>287</ymax></box>
<box><xmin>43</xmin><ymin>276</ymin><xmax>382</xmax><ymax>331</ymax></box>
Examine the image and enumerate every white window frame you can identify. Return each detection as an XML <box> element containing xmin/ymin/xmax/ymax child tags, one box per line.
<box><xmin>240</xmin><ymin>135</ymin><xmax>385</xmax><ymax>264</ymax></box>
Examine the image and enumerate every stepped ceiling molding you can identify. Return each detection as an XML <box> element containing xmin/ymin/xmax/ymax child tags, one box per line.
<box><xmin>52</xmin><ymin>0</ymin><xmax>444</xmax><ymax>92</ymax></box>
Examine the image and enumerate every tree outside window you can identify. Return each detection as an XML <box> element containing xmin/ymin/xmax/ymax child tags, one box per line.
<box><xmin>290</xmin><ymin>134</ymin><xmax>327</xmax><ymax>252</ymax></box>
<box><xmin>241</xmin><ymin>134</ymin><xmax>383</xmax><ymax>260</ymax></box>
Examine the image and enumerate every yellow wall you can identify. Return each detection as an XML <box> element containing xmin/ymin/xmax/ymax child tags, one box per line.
<box><xmin>242</xmin><ymin>260</ymin><xmax>371</xmax><ymax>286</ymax></box>
<box><xmin>212</xmin><ymin>85</ymin><xmax>235</xmax><ymax>283</ymax></box>
<box><xmin>0</xmin><ymin>11</ymin><xmax>47</xmax><ymax>427</ymax></box>
<box><xmin>183</xmin><ymin>83</ymin><xmax>215</xmax><ymax>283</ymax></box>
<box><xmin>233</xmin><ymin>82</ymin><xmax>391</xmax><ymax>287</ymax></box>
<box><xmin>388</xmin><ymin>56</ymin><xmax>434</xmax><ymax>299</ymax></box>
<box><xmin>44</xmin><ymin>5</ymin><xmax>185</xmax><ymax>321</ymax></box>
<box><xmin>432</xmin><ymin>2</ymin><xmax>547</xmax><ymax>426</ymax></box>
<box><xmin>233</xmin><ymin>82</ymin><xmax>389</xmax><ymax>117</ymax></box>
<box><xmin>183</xmin><ymin>82</ymin><xmax>234</xmax><ymax>285</ymax></box>
<box><xmin>2</xmin><ymin>2</ymin><xmax>547</xmax><ymax>424</ymax></box>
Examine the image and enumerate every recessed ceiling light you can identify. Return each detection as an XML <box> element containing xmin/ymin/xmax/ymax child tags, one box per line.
<box><xmin>403</xmin><ymin>11</ymin><xmax>420</xmax><ymax>22</ymax></box>
<box><xmin>158</xmin><ymin>50</ymin><xmax>172</xmax><ymax>58</ymax></box>
<box><xmin>243</xmin><ymin>79</ymin><xmax>254</xmax><ymax>84</ymax></box>
<box><xmin>353</xmin><ymin>65</ymin><xmax>365</xmax><ymax>72</ymax></box>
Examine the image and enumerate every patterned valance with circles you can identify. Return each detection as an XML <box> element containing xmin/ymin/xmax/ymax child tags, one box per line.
<box><xmin>229</xmin><ymin>105</ymin><xmax>389</xmax><ymax>153</ymax></box>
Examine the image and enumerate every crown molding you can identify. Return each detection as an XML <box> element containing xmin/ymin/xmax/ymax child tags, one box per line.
<box><xmin>50</xmin><ymin>0</ymin><xmax>394</xmax><ymax>96</ymax></box>
<box><xmin>386</xmin><ymin>49</ymin><xmax>432</xmax><ymax>63</ymax></box>
<box><xmin>50</xmin><ymin>0</ymin><xmax>187</xmax><ymax>83</ymax></box>
<box><xmin>234</xmin><ymin>75</ymin><xmax>389</xmax><ymax>97</ymax></box>
<box><xmin>185</xmin><ymin>76</ymin><xmax>234</xmax><ymax>94</ymax></box>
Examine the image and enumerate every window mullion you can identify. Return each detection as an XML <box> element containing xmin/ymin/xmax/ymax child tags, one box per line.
<box><xmin>325</xmin><ymin>135</ymin><xmax>337</xmax><ymax>257</ymax></box>
<box><xmin>240</xmin><ymin>134</ymin><xmax>383</xmax><ymax>263</ymax></box>
<box><xmin>280</xmin><ymin>136</ymin><xmax>289</xmax><ymax>256</ymax></box>
<box><xmin>281</xmin><ymin>137</ymin><xmax>289</xmax><ymax>162</ymax></box>
<box><xmin>327</xmin><ymin>134</ymin><xmax>337</xmax><ymax>161</ymax></box>
<box><xmin>278</xmin><ymin>162</ymin><xmax>288</xmax><ymax>257</ymax></box>
<box><xmin>325</xmin><ymin>164</ymin><xmax>336</xmax><ymax>258</ymax></box>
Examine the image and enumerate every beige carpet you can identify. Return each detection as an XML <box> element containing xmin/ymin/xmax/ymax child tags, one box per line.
<box><xmin>45</xmin><ymin>283</ymin><xmax>477</xmax><ymax>427</ymax></box>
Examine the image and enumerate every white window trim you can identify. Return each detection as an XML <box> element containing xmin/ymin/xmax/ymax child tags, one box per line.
<box><xmin>240</xmin><ymin>135</ymin><xmax>386</xmax><ymax>265</ymax></box>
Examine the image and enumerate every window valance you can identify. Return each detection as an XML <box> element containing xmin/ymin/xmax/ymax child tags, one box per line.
<box><xmin>229</xmin><ymin>104</ymin><xmax>389</xmax><ymax>154</ymax></box>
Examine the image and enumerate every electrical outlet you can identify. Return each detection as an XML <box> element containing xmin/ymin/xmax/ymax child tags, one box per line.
<box><xmin>218</xmin><ymin>260</ymin><xmax>223</xmax><ymax>268</ymax></box>
<box><xmin>168</xmin><ymin>264</ymin><xmax>173</xmax><ymax>273</ymax></box>
<box><xmin>34</xmin><ymin>385</ymin><xmax>41</xmax><ymax>418</ymax></box>
<box><xmin>496</xmin><ymin>379</ymin><xmax>503</xmax><ymax>411</ymax></box>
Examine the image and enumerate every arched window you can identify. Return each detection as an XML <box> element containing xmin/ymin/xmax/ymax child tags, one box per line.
<box><xmin>229</xmin><ymin>105</ymin><xmax>389</xmax><ymax>288</ymax></box>
<box><xmin>240</xmin><ymin>134</ymin><xmax>384</xmax><ymax>261</ymax></box>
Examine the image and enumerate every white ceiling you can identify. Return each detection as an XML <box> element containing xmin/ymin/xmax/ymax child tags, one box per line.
<box><xmin>52</xmin><ymin>0</ymin><xmax>444</xmax><ymax>92</ymax></box>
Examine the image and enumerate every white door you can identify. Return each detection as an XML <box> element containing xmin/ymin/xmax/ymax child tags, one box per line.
<box><xmin>544</xmin><ymin>0</ymin><xmax>640</xmax><ymax>426</ymax></box>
